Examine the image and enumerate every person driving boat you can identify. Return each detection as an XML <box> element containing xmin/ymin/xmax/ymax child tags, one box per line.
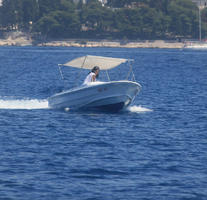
<box><xmin>83</xmin><ymin>66</ymin><xmax>100</xmax><ymax>85</ymax></box>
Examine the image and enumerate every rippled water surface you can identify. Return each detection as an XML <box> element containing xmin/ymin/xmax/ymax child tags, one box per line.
<box><xmin>0</xmin><ymin>46</ymin><xmax>207</xmax><ymax>200</ymax></box>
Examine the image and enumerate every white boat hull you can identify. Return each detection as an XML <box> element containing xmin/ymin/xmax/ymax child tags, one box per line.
<box><xmin>48</xmin><ymin>81</ymin><xmax>141</xmax><ymax>111</ymax></box>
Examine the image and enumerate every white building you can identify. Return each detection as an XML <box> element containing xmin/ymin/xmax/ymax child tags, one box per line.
<box><xmin>191</xmin><ymin>0</ymin><xmax>207</xmax><ymax>8</ymax></box>
<box><xmin>73</xmin><ymin>0</ymin><xmax>107</xmax><ymax>6</ymax></box>
<box><xmin>99</xmin><ymin>0</ymin><xmax>107</xmax><ymax>5</ymax></box>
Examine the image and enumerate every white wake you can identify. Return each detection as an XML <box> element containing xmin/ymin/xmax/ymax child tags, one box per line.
<box><xmin>0</xmin><ymin>98</ymin><xmax>48</xmax><ymax>110</ymax></box>
<box><xmin>0</xmin><ymin>99</ymin><xmax>152</xmax><ymax>113</ymax></box>
<box><xmin>127</xmin><ymin>105</ymin><xmax>153</xmax><ymax>113</ymax></box>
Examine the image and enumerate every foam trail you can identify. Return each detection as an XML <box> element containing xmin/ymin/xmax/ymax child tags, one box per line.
<box><xmin>0</xmin><ymin>99</ymin><xmax>49</xmax><ymax>110</ymax></box>
<box><xmin>127</xmin><ymin>105</ymin><xmax>153</xmax><ymax>113</ymax></box>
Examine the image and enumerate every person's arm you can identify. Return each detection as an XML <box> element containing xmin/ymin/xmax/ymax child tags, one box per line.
<box><xmin>91</xmin><ymin>74</ymin><xmax>96</xmax><ymax>82</ymax></box>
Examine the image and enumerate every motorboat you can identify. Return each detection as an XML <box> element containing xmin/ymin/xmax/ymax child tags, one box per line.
<box><xmin>48</xmin><ymin>55</ymin><xmax>141</xmax><ymax>112</ymax></box>
<box><xmin>183</xmin><ymin>42</ymin><xmax>207</xmax><ymax>50</ymax></box>
<box><xmin>183</xmin><ymin>4</ymin><xmax>207</xmax><ymax>50</ymax></box>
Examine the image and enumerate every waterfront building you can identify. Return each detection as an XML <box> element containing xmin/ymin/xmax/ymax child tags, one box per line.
<box><xmin>191</xmin><ymin>0</ymin><xmax>207</xmax><ymax>8</ymax></box>
<box><xmin>73</xmin><ymin>0</ymin><xmax>107</xmax><ymax>6</ymax></box>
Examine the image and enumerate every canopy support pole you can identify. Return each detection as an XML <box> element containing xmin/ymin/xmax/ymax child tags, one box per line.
<box><xmin>81</xmin><ymin>56</ymin><xmax>87</xmax><ymax>69</ymax></box>
<box><xmin>132</xmin><ymin>70</ymin><xmax>136</xmax><ymax>82</ymax></box>
<box><xmin>126</xmin><ymin>60</ymin><xmax>136</xmax><ymax>81</ymax></box>
<box><xmin>58</xmin><ymin>64</ymin><xmax>68</xmax><ymax>89</ymax></box>
<box><xmin>58</xmin><ymin>64</ymin><xmax>64</xmax><ymax>80</ymax></box>
<box><xmin>75</xmin><ymin>56</ymin><xmax>88</xmax><ymax>86</ymax></box>
<box><xmin>126</xmin><ymin>60</ymin><xmax>132</xmax><ymax>80</ymax></box>
<box><xmin>106</xmin><ymin>70</ymin><xmax>110</xmax><ymax>81</ymax></box>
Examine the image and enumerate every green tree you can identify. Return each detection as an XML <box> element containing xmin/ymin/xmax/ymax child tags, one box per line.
<box><xmin>19</xmin><ymin>0</ymin><xmax>39</xmax><ymax>30</ymax></box>
<box><xmin>168</xmin><ymin>0</ymin><xmax>197</xmax><ymax>38</ymax></box>
<box><xmin>201</xmin><ymin>8</ymin><xmax>207</xmax><ymax>39</ymax></box>
<box><xmin>114</xmin><ymin>8</ymin><xmax>143</xmax><ymax>39</ymax></box>
<box><xmin>80</xmin><ymin>0</ymin><xmax>114</xmax><ymax>37</ymax></box>
<box><xmin>0</xmin><ymin>0</ymin><xmax>205</xmax><ymax>40</ymax></box>
<box><xmin>0</xmin><ymin>0</ymin><xmax>19</xmax><ymax>29</ymax></box>
<box><xmin>34</xmin><ymin>10</ymin><xmax>80</xmax><ymax>38</ymax></box>
<box><xmin>0</xmin><ymin>0</ymin><xmax>39</xmax><ymax>31</ymax></box>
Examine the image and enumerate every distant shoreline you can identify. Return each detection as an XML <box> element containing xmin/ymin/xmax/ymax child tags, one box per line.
<box><xmin>0</xmin><ymin>35</ymin><xmax>185</xmax><ymax>49</ymax></box>
<box><xmin>38</xmin><ymin>40</ymin><xmax>184</xmax><ymax>49</ymax></box>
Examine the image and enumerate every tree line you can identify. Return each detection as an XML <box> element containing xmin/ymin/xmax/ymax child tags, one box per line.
<box><xmin>0</xmin><ymin>0</ymin><xmax>207</xmax><ymax>40</ymax></box>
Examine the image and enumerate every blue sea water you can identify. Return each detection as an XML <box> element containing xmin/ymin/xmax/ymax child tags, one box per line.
<box><xmin>0</xmin><ymin>46</ymin><xmax>207</xmax><ymax>200</ymax></box>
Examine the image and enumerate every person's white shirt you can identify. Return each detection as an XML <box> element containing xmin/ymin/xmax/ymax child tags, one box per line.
<box><xmin>83</xmin><ymin>72</ymin><xmax>96</xmax><ymax>85</ymax></box>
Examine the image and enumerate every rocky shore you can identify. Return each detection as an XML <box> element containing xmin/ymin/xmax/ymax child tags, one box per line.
<box><xmin>38</xmin><ymin>40</ymin><xmax>184</xmax><ymax>48</ymax></box>
<box><xmin>0</xmin><ymin>32</ymin><xmax>184</xmax><ymax>48</ymax></box>
<box><xmin>0</xmin><ymin>32</ymin><xmax>32</xmax><ymax>46</ymax></box>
